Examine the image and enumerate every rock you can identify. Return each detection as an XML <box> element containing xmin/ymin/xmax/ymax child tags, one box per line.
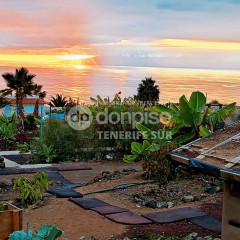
<box><xmin>169</xmin><ymin>192</ymin><xmax>174</xmax><ymax>198</ymax></box>
<box><xmin>79</xmin><ymin>237</ymin><xmax>85</xmax><ymax>240</ymax></box>
<box><xmin>0</xmin><ymin>179</ymin><xmax>12</xmax><ymax>188</ymax></box>
<box><xmin>113</xmin><ymin>170</ymin><xmax>120</xmax><ymax>175</ymax></box>
<box><xmin>0</xmin><ymin>162</ymin><xmax>5</xmax><ymax>168</ymax></box>
<box><xmin>102</xmin><ymin>170</ymin><xmax>110</xmax><ymax>175</ymax></box>
<box><xmin>183</xmin><ymin>195</ymin><xmax>194</xmax><ymax>203</ymax></box>
<box><xmin>167</xmin><ymin>202</ymin><xmax>174</xmax><ymax>208</ymax></box>
<box><xmin>204</xmin><ymin>183</ymin><xmax>216</xmax><ymax>194</ymax></box>
<box><xmin>0</xmin><ymin>156</ymin><xmax>5</xmax><ymax>168</ymax></box>
<box><xmin>133</xmin><ymin>194</ymin><xmax>145</xmax><ymax>203</ymax></box>
<box><xmin>91</xmin><ymin>237</ymin><xmax>99</xmax><ymax>240</ymax></box>
<box><xmin>193</xmin><ymin>195</ymin><xmax>200</xmax><ymax>201</ymax></box>
<box><xmin>200</xmin><ymin>194</ymin><xmax>207</xmax><ymax>199</ymax></box>
<box><xmin>146</xmin><ymin>200</ymin><xmax>164</xmax><ymax>208</ymax></box>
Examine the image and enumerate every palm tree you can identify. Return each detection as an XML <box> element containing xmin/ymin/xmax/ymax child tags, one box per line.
<box><xmin>1</xmin><ymin>67</ymin><xmax>36</xmax><ymax>130</ymax></box>
<box><xmin>135</xmin><ymin>77</ymin><xmax>159</xmax><ymax>105</ymax></box>
<box><xmin>49</xmin><ymin>94</ymin><xmax>68</xmax><ymax>107</ymax></box>
<box><xmin>32</xmin><ymin>84</ymin><xmax>47</xmax><ymax>118</ymax></box>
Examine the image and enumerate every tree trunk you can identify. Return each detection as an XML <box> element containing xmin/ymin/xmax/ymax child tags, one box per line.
<box><xmin>33</xmin><ymin>99</ymin><xmax>39</xmax><ymax>118</ymax></box>
<box><xmin>16</xmin><ymin>91</ymin><xmax>25</xmax><ymax>131</ymax></box>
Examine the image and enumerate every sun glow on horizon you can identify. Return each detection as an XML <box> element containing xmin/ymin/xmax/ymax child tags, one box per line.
<box><xmin>75</xmin><ymin>64</ymin><xmax>85</xmax><ymax>69</ymax></box>
<box><xmin>0</xmin><ymin>53</ymin><xmax>97</xmax><ymax>70</ymax></box>
<box><xmin>55</xmin><ymin>54</ymin><xmax>95</xmax><ymax>60</ymax></box>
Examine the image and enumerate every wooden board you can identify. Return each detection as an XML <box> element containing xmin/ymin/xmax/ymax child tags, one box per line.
<box><xmin>170</xmin><ymin>154</ymin><xmax>190</xmax><ymax>165</ymax></box>
<box><xmin>0</xmin><ymin>202</ymin><xmax>23</xmax><ymax>240</ymax></box>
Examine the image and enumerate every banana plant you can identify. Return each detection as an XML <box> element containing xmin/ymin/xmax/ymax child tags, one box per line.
<box><xmin>0</xmin><ymin>121</ymin><xmax>17</xmax><ymax>150</ymax></box>
<box><xmin>34</xmin><ymin>144</ymin><xmax>57</xmax><ymax>163</ymax></box>
<box><xmin>155</xmin><ymin>91</ymin><xmax>236</xmax><ymax>139</ymax></box>
<box><xmin>124</xmin><ymin>122</ymin><xmax>194</xmax><ymax>164</ymax></box>
<box><xmin>123</xmin><ymin>122</ymin><xmax>195</xmax><ymax>182</ymax></box>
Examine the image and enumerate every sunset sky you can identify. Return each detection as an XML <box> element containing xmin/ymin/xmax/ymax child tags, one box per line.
<box><xmin>0</xmin><ymin>0</ymin><xmax>240</xmax><ymax>69</ymax></box>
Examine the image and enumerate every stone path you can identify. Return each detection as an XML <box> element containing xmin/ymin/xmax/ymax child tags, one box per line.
<box><xmin>0</xmin><ymin>165</ymin><xmax>222</xmax><ymax>233</ymax></box>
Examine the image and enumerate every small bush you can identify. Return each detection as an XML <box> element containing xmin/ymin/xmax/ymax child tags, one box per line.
<box><xmin>13</xmin><ymin>172</ymin><xmax>48</xmax><ymax>205</ymax></box>
<box><xmin>31</xmin><ymin>117</ymin><xmax>95</xmax><ymax>162</ymax></box>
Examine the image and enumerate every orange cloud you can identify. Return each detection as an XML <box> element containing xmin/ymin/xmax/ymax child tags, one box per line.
<box><xmin>155</xmin><ymin>39</ymin><xmax>240</xmax><ymax>51</ymax></box>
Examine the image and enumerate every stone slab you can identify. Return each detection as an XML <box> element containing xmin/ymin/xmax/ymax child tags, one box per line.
<box><xmin>91</xmin><ymin>205</ymin><xmax>128</xmax><ymax>215</ymax></box>
<box><xmin>48</xmin><ymin>187</ymin><xmax>83</xmax><ymax>198</ymax></box>
<box><xmin>69</xmin><ymin>198</ymin><xmax>110</xmax><ymax>210</ymax></box>
<box><xmin>106</xmin><ymin>211</ymin><xmax>152</xmax><ymax>225</ymax></box>
<box><xmin>188</xmin><ymin>215</ymin><xmax>222</xmax><ymax>233</ymax></box>
<box><xmin>142</xmin><ymin>207</ymin><xmax>206</xmax><ymax>223</ymax></box>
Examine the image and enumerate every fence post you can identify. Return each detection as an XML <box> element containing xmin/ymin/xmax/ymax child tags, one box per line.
<box><xmin>40</xmin><ymin>106</ymin><xmax>43</xmax><ymax>137</ymax></box>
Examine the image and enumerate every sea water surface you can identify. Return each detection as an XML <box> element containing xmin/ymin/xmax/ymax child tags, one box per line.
<box><xmin>0</xmin><ymin>65</ymin><xmax>240</xmax><ymax>104</ymax></box>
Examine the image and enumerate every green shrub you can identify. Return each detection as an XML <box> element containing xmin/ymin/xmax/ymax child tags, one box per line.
<box><xmin>31</xmin><ymin>96</ymin><xmax>163</xmax><ymax>162</ymax></box>
<box><xmin>89</xmin><ymin>101</ymin><xmax>162</xmax><ymax>159</ymax></box>
<box><xmin>34</xmin><ymin>143</ymin><xmax>57</xmax><ymax>163</ymax></box>
<box><xmin>31</xmin><ymin>117</ymin><xmax>95</xmax><ymax>162</ymax></box>
<box><xmin>13</xmin><ymin>172</ymin><xmax>48</xmax><ymax>205</ymax></box>
<box><xmin>24</xmin><ymin>115</ymin><xmax>39</xmax><ymax>131</ymax></box>
<box><xmin>0</xmin><ymin>113</ymin><xmax>17</xmax><ymax>150</ymax></box>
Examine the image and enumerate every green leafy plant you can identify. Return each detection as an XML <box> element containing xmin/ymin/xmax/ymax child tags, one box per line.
<box><xmin>9</xmin><ymin>224</ymin><xmax>64</xmax><ymax>240</ymax></box>
<box><xmin>13</xmin><ymin>172</ymin><xmax>48</xmax><ymax>204</ymax></box>
<box><xmin>34</xmin><ymin>144</ymin><xmax>57</xmax><ymax>163</ymax></box>
<box><xmin>124</xmin><ymin>123</ymin><xmax>193</xmax><ymax>182</ymax></box>
<box><xmin>24</xmin><ymin>115</ymin><xmax>40</xmax><ymax>131</ymax></box>
<box><xmin>18</xmin><ymin>143</ymin><xmax>31</xmax><ymax>154</ymax></box>
<box><xmin>31</xmin><ymin>117</ymin><xmax>94</xmax><ymax>163</ymax></box>
<box><xmin>155</xmin><ymin>91</ymin><xmax>236</xmax><ymax>138</ymax></box>
<box><xmin>0</xmin><ymin>114</ymin><xmax>17</xmax><ymax>150</ymax></box>
<box><xmin>0</xmin><ymin>203</ymin><xmax>4</xmax><ymax>211</ymax></box>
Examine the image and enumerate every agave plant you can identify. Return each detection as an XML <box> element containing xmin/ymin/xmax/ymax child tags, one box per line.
<box><xmin>155</xmin><ymin>91</ymin><xmax>236</xmax><ymax>139</ymax></box>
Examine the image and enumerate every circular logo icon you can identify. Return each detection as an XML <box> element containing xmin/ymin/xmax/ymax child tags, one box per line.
<box><xmin>67</xmin><ymin>105</ymin><xmax>92</xmax><ymax>130</ymax></box>
<box><xmin>159</xmin><ymin>112</ymin><xmax>172</xmax><ymax>125</ymax></box>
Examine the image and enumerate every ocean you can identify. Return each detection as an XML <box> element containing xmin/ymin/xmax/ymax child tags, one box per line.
<box><xmin>0</xmin><ymin>65</ymin><xmax>240</xmax><ymax>105</ymax></box>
